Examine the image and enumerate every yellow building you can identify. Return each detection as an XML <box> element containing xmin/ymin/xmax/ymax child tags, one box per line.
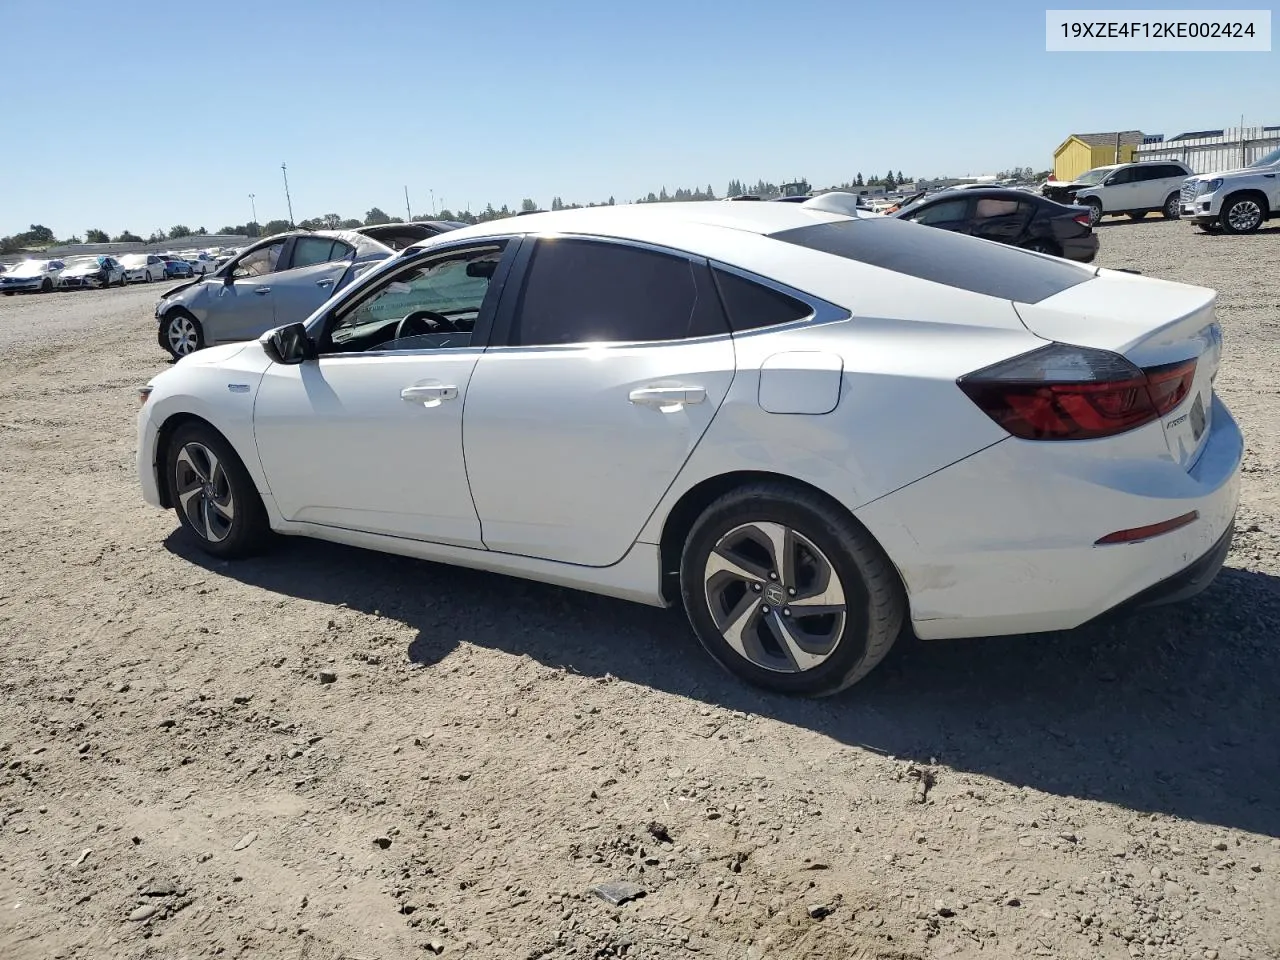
<box><xmin>1053</xmin><ymin>131</ymin><xmax>1145</xmax><ymax>181</ymax></box>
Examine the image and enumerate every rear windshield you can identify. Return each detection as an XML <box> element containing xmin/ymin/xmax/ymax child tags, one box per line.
<box><xmin>771</xmin><ymin>218</ymin><xmax>1092</xmax><ymax>304</ymax></box>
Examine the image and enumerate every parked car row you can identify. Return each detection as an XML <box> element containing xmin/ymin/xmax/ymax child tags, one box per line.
<box><xmin>137</xmin><ymin>199</ymin><xmax>1241</xmax><ymax>696</ymax></box>
<box><xmin>1041</xmin><ymin>147</ymin><xmax>1280</xmax><ymax>234</ymax></box>
<box><xmin>0</xmin><ymin>248</ymin><xmax>229</xmax><ymax>295</ymax></box>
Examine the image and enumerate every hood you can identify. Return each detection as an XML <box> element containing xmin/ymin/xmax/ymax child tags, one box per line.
<box><xmin>1185</xmin><ymin>163</ymin><xmax>1276</xmax><ymax>181</ymax></box>
<box><xmin>174</xmin><ymin>342</ymin><xmax>251</xmax><ymax>368</ymax></box>
<box><xmin>64</xmin><ymin>261</ymin><xmax>104</xmax><ymax>274</ymax></box>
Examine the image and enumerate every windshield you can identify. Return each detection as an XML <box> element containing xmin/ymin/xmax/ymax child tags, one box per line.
<box><xmin>1073</xmin><ymin>167</ymin><xmax>1114</xmax><ymax>186</ymax></box>
<box><xmin>11</xmin><ymin>260</ymin><xmax>49</xmax><ymax>276</ymax></box>
<box><xmin>1248</xmin><ymin>146</ymin><xmax>1280</xmax><ymax>168</ymax></box>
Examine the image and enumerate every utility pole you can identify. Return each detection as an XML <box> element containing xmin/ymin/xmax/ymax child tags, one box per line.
<box><xmin>281</xmin><ymin>163</ymin><xmax>294</xmax><ymax>227</ymax></box>
<box><xmin>248</xmin><ymin>193</ymin><xmax>257</xmax><ymax>234</ymax></box>
<box><xmin>430</xmin><ymin>189</ymin><xmax>436</xmax><ymax>216</ymax></box>
<box><xmin>404</xmin><ymin>185</ymin><xmax>412</xmax><ymax>221</ymax></box>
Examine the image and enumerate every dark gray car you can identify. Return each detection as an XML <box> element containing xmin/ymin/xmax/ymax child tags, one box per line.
<box><xmin>154</xmin><ymin>222</ymin><xmax>463</xmax><ymax>359</ymax></box>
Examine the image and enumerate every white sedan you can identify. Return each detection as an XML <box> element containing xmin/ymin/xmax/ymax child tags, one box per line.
<box><xmin>136</xmin><ymin>202</ymin><xmax>1241</xmax><ymax>695</ymax></box>
<box><xmin>119</xmin><ymin>253</ymin><xmax>167</xmax><ymax>283</ymax></box>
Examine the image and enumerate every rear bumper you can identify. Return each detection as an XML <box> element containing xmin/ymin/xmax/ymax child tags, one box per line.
<box><xmin>856</xmin><ymin>395</ymin><xmax>1242</xmax><ymax>640</ymax></box>
<box><xmin>1100</xmin><ymin>519</ymin><xmax>1234</xmax><ymax>618</ymax></box>
<box><xmin>1060</xmin><ymin>234</ymin><xmax>1099</xmax><ymax>263</ymax></box>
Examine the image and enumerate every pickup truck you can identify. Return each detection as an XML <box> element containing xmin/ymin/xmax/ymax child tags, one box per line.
<box><xmin>1180</xmin><ymin>145</ymin><xmax>1280</xmax><ymax>234</ymax></box>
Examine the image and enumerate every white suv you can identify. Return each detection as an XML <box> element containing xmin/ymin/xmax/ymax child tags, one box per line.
<box><xmin>1180</xmin><ymin>146</ymin><xmax>1280</xmax><ymax>234</ymax></box>
<box><xmin>1053</xmin><ymin>160</ymin><xmax>1193</xmax><ymax>226</ymax></box>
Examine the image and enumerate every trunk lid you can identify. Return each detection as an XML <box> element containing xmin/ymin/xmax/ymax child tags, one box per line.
<box><xmin>1013</xmin><ymin>268</ymin><xmax>1222</xmax><ymax>469</ymax></box>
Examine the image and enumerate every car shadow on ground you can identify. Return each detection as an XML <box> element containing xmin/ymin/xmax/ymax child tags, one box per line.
<box><xmin>166</xmin><ymin>532</ymin><xmax>1280</xmax><ymax>838</ymax></box>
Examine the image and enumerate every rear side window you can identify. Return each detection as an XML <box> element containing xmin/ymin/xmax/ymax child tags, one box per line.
<box><xmin>712</xmin><ymin>268</ymin><xmax>811</xmax><ymax>331</ymax></box>
<box><xmin>510</xmin><ymin>239</ymin><xmax>728</xmax><ymax>346</ymax></box>
<box><xmin>772</xmin><ymin>218</ymin><xmax>1091</xmax><ymax>303</ymax></box>
<box><xmin>290</xmin><ymin>237</ymin><xmax>352</xmax><ymax>269</ymax></box>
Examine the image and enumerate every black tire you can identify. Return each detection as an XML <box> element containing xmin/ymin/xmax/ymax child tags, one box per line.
<box><xmin>1086</xmin><ymin>198</ymin><xmax>1103</xmax><ymax>226</ymax></box>
<box><xmin>164</xmin><ymin>422</ymin><xmax>270</xmax><ymax>559</ymax></box>
<box><xmin>679</xmin><ymin>482</ymin><xmax>905</xmax><ymax>697</ymax></box>
<box><xmin>160</xmin><ymin>308</ymin><xmax>205</xmax><ymax>359</ymax></box>
<box><xmin>118</xmin><ymin>271</ymin><xmax>127</xmax><ymax>288</ymax></box>
<box><xmin>40</xmin><ymin>278</ymin><xmax>52</xmax><ymax>293</ymax></box>
<box><xmin>1219</xmin><ymin>193</ymin><xmax>1265</xmax><ymax>234</ymax></box>
<box><xmin>1162</xmin><ymin>193</ymin><xmax>1181</xmax><ymax>219</ymax></box>
<box><xmin>1128</xmin><ymin>211</ymin><xmax>1147</xmax><ymax>221</ymax></box>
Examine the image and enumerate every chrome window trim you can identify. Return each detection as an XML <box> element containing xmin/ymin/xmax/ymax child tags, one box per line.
<box><xmin>480</xmin><ymin>232</ymin><xmax>850</xmax><ymax>353</ymax></box>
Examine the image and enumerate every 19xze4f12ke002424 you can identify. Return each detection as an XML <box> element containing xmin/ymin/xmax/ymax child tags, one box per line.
<box><xmin>136</xmin><ymin>202</ymin><xmax>1241</xmax><ymax>696</ymax></box>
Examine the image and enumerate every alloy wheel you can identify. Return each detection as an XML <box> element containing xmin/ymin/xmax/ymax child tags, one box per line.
<box><xmin>173</xmin><ymin>442</ymin><xmax>235</xmax><ymax>543</ymax></box>
<box><xmin>1227</xmin><ymin>200</ymin><xmax>1262</xmax><ymax>232</ymax></box>
<box><xmin>166</xmin><ymin>315</ymin><xmax>199</xmax><ymax>356</ymax></box>
<box><xmin>1165</xmin><ymin>195</ymin><xmax>1180</xmax><ymax>218</ymax></box>
<box><xmin>702</xmin><ymin>522</ymin><xmax>847</xmax><ymax>674</ymax></box>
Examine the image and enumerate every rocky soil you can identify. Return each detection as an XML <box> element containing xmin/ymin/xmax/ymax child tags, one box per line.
<box><xmin>1</xmin><ymin>220</ymin><xmax>1278</xmax><ymax>960</ymax></box>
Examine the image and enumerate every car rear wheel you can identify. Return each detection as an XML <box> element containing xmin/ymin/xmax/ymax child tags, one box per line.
<box><xmin>1086</xmin><ymin>198</ymin><xmax>1103</xmax><ymax>226</ymax></box>
<box><xmin>118</xmin><ymin>272</ymin><xmax>127</xmax><ymax>288</ymax></box>
<box><xmin>162</xmin><ymin>309</ymin><xmax>204</xmax><ymax>359</ymax></box>
<box><xmin>1162</xmin><ymin>193</ymin><xmax>1181</xmax><ymax>219</ymax></box>
<box><xmin>679</xmin><ymin>483</ymin><xmax>905</xmax><ymax>697</ymax></box>
<box><xmin>1220</xmin><ymin>195</ymin><xmax>1264</xmax><ymax>234</ymax></box>
<box><xmin>40</xmin><ymin>278</ymin><xmax>52</xmax><ymax>293</ymax></box>
<box><xmin>164</xmin><ymin>423</ymin><xmax>269</xmax><ymax>559</ymax></box>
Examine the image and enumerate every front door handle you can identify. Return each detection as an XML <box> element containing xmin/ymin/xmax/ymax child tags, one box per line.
<box><xmin>401</xmin><ymin>384</ymin><xmax>459</xmax><ymax>404</ymax></box>
<box><xmin>316</xmin><ymin>278</ymin><xmax>335</xmax><ymax>288</ymax></box>
<box><xmin>629</xmin><ymin>386</ymin><xmax>706</xmax><ymax>407</ymax></box>
<box><xmin>254</xmin><ymin>286</ymin><xmax>271</xmax><ymax>295</ymax></box>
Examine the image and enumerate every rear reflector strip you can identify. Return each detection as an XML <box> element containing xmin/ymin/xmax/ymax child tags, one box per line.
<box><xmin>1095</xmin><ymin>511</ymin><xmax>1199</xmax><ymax>545</ymax></box>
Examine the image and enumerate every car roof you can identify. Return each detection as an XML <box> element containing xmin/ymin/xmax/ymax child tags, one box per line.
<box><xmin>406</xmin><ymin>201</ymin><xmax>850</xmax><ymax>251</ymax></box>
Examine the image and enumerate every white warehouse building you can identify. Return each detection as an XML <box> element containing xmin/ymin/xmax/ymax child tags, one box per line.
<box><xmin>1135</xmin><ymin>125</ymin><xmax>1280</xmax><ymax>174</ymax></box>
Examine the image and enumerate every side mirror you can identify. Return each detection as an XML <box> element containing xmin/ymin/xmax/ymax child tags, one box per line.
<box><xmin>262</xmin><ymin>323</ymin><xmax>315</xmax><ymax>365</ymax></box>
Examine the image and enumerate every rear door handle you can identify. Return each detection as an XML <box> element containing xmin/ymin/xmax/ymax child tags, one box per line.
<box><xmin>628</xmin><ymin>386</ymin><xmax>706</xmax><ymax>407</ymax></box>
<box><xmin>254</xmin><ymin>286</ymin><xmax>271</xmax><ymax>295</ymax></box>
<box><xmin>316</xmin><ymin>278</ymin><xmax>335</xmax><ymax>288</ymax></box>
<box><xmin>401</xmin><ymin>384</ymin><xmax>459</xmax><ymax>403</ymax></box>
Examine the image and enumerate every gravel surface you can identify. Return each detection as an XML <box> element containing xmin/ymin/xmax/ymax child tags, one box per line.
<box><xmin>1</xmin><ymin>221</ymin><xmax>1278</xmax><ymax>960</ymax></box>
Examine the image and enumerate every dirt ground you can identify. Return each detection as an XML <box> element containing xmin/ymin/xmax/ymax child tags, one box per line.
<box><xmin>1</xmin><ymin>220</ymin><xmax>1278</xmax><ymax>960</ymax></box>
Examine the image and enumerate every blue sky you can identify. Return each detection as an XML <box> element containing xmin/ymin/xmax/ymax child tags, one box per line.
<box><xmin>1</xmin><ymin>0</ymin><xmax>1274</xmax><ymax>238</ymax></box>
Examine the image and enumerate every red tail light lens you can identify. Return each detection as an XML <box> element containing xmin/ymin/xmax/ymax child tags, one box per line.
<box><xmin>1073</xmin><ymin>213</ymin><xmax>1091</xmax><ymax>226</ymax></box>
<box><xmin>958</xmin><ymin>344</ymin><xmax>1197</xmax><ymax>441</ymax></box>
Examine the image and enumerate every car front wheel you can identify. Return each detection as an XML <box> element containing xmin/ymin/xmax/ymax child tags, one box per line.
<box><xmin>164</xmin><ymin>423</ymin><xmax>269</xmax><ymax>559</ymax></box>
<box><xmin>161</xmin><ymin>309</ymin><xmax>204</xmax><ymax>359</ymax></box>
<box><xmin>679</xmin><ymin>483</ymin><xmax>905</xmax><ymax>697</ymax></box>
<box><xmin>1086</xmin><ymin>199</ymin><xmax>1103</xmax><ymax>226</ymax></box>
<box><xmin>1163</xmin><ymin>193</ymin><xmax>1181</xmax><ymax>219</ymax></box>
<box><xmin>1220</xmin><ymin>195</ymin><xmax>1265</xmax><ymax>234</ymax></box>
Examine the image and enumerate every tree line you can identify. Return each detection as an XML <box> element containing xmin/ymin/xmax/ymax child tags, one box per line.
<box><xmin>3</xmin><ymin>170</ymin><xmax>1052</xmax><ymax>254</ymax></box>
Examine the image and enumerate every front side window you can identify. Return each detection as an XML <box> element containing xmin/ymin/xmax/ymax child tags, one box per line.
<box><xmin>509</xmin><ymin>238</ymin><xmax>723</xmax><ymax>346</ymax></box>
<box><xmin>1107</xmin><ymin>168</ymin><xmax>1133</xmax><ymax>185</ymax></box>
<box><xmin>231</xmin><ymin>241</ymin><xmax>286</xmax><ymax>279</ymax></box>
<box><xmin>909</xmin><ymin>198</ymin><xmax>969</xmax><ymax>225</ymax></box>
<box><xmin>326</xmin><ymin>243</ymin><xmax>506</xmax><ymax>353</ymax></box>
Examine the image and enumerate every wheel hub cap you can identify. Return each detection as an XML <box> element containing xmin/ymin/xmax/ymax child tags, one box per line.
<box><xmin>173</xmin><ymin>442</ymin><xmax>235</xmax><ymax>543</ymax></box>
<box><xmin>703</xmin><ymin>521</ymin><xmax>849</xmax><ymax>674</ymax></box>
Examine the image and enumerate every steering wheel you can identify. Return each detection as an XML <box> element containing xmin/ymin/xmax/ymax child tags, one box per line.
<box><xmin>394</xmin><ymin>310</ymin><xmax>455</xmax><ymax>341</ymax></box>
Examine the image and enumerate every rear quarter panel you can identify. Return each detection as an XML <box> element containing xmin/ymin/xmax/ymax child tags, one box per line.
<box><xmin>637</xmin><ymin>265</ymin><xmax>1050</xmax><ymax>545</ymax></box>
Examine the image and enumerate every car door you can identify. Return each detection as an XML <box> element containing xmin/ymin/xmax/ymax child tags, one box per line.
<box><xmin>267</xmin><ymin>236</ymin><xmax>363</xmax><ymax>327</ymax></box>
<box><xmin>463</xmin><ymin>235</ymin><xmax>737</xmax><ymax>567</ymax></box>
<box><xmin>1101</xmin><ymin>166</ymin><xmax>1140</xmax><ymax>211</ymax></box>
<box><xmin>967</xmin><ymin>196</ymin><xmax>1032</xmax><ymax>245</ymax></box>
<box><xmin>901</xmin><ymin>196</ymin><xmax>972</xmax><ymax>233</ymax></box>
<box><xmin>202</xmin><ymin>238</ymin><xmax>287</xmax><ymax>344</ymax></box>
<box><xmin>252</xmin><ymin>239</ymin><xmax>517</xmax><ymax>546</ymax></box>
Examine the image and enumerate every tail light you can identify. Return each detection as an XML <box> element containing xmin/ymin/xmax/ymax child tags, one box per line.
<box><xmin>958</xmin><ymin>343</ymin><xmax>1197</xmax><ymax>441</ymax></box>
<box><xmin>1073</xmin><ymin>213</ymin><xmax>1091</xmax><ymax>227</ymax></box>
